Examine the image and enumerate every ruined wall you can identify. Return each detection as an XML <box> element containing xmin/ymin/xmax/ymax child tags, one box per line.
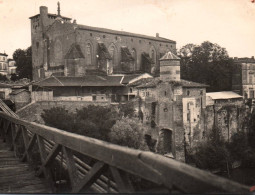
<box><xmin>205</xmin><ymin>104</ymin><xmax>246</xmax><ymax>141</ymax></box>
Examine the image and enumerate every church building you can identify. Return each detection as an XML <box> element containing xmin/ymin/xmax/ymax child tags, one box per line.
<box><xmin>29</xmin><ymin>3</ymin><xmax>176</xmax><ymax>81</ymax></box>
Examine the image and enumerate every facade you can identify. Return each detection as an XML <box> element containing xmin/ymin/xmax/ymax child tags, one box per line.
<box><xmin>134</xmin><ymin>51</ymin><xmax>207</xmax><ymax>161</ymax></box>
<box><xmin>29</xmin><ymin>4</ymin><xmax>176</xmax><ymax>81</ymax></box>
<box><xmin>0</xmin><ymin>53</ymin><xmax>17</xmax><ymax>77</ymax></box>
<box><xmin>232</xmin><ymin>56</ymin><xmax>255</xmax><ymax>99</ymax></box>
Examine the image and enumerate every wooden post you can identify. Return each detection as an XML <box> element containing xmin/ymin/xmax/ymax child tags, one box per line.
<box><xmin>37</xmin><ymin>135</ymin><xmax>56</xmax><ymax>192</ymax></box>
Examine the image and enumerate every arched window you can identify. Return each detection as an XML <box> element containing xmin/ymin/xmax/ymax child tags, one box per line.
<box><xmin>149</xmin><ymin>46</ymin><xmax>156</xmax><ymax>64</ymax></box>
<box><xmin>86</xmin><ymin>43</ymin><xmax>92</xmax><ymax>65</ymax></box>
<box><xmin>109</xmin><ymin>44</ymin><xmax>117</xmax><ymax>68</ymax></box>
<box><xmin>131</xmin><ymin>48</ymin><xmax>137</xmax><ymax>70</ymax></box>
<box><xmin>0</xmin><ymin>63</ymin><xmax>2</xmax><ymax>70</ymax></box>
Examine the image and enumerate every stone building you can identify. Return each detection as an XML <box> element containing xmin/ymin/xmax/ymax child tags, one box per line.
<box><xmin>134</xmin><ymin>51</ymin><xmax>208</xmax><ymax>162</ymax></box>
<box><xmin>232</xmin><ymin>56</ymin><xmax>255</xmax><ymax>99</ymax></box>
<box><xmin>29</xmin><ymin>3</ymin><xmax>176</xmax><ymax>81</ymax></box>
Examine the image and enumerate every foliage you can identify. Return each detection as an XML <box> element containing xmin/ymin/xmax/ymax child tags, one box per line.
<box><xmin>13</xmin><ymin>46</ymin><xmax>32</xmax><ymax>80</ymax></box>
<box><xmin>109</xmin><ymin>117</ymin><xmax>149</xmax><ymax>150</ymax></box>
<box><xmin>0</xmin><ymin>74</ymin><xmax>8</xmax><ymax>81</ymax></box>
<box><xmin>41</xmin><ymin>107</ymin><xmax>76</xmax><ymax>132</ymax></box>
<box><xmin>179</xmin><ymin>41</ymin><xmax>234</xmax><ymax>92</ymax></box>
<box><xmin>41</xmin><ymin>106</ymin><xmax>118</xmax><ymax>141</ymax></box>
<box><xmin>191</xmin><ymin>138</ymin><xmax>230</xmax><ymax>170</ymax></box>
<box><xmin>10</xmin><ymin>73</ymin><xmax>19</xmax><ymax>82</ymax></box>
<box><xmin>118</xmin><ymin>101</ymin><xmax>136</xmax><ymax>118</ymax></box>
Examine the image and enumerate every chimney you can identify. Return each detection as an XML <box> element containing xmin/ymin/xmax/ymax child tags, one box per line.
<box><xmin>156</xmin><ymin>33</ymin><xmax>159</xmax><ymax>38</ymax></box>
<box><xmin>252</xmin><ymin>56</ymin><xmax>254</xmax><ymax>60</ymax></box>
<box><xmin>40</xmin><ymin>6</ymin><xmax>48</xmax><ymax>31</ymax></box>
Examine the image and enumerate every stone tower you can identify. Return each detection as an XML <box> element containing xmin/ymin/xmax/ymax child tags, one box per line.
<box><xmin>159</xmin><ymin>51</ymin><xmax>181</xmax><ymax>82</ymax></box>
<box><xmin>29</xmin><ymin>3</ymin><xmax>71</xmax><ymax>81</ymax></box>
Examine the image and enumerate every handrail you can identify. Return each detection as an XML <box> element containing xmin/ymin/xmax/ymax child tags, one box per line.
<box><xmin>0</xmin><ymin>111</ymin><xmax>250</xmax><ymax>193</ymax></box>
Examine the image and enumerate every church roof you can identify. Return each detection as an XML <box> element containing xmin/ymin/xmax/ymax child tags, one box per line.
<box><xmin>159</xmin><ymin>51</ymin><xmax>180</xmax><ymax>61</ymax></box>
<box><xmin>121</xmin><ymin>47</ymin><xmax>134</xmax><ymax>62</ymax></box>
<box><xmin>0</xmin><ymin>53</ymin><xmax>8</xmax><ymax>57</ymax></box>
<box><xmin>29</xmin><ymin>13</ymin><xmax>71</xmax><ymax>20</ymax></box>
<box><xmin>77</xmin><ymin>24</ymin><xmax>176</xmax><ymax>44</ymax></box>
<box><xmin>64</xmin><ymin>44</ymin><xmax>85</xmax><ymax>59</ymax></box>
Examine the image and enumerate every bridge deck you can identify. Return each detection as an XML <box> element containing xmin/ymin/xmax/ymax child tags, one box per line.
<box><xmin>0</xmin><ymin>140</ymin><xmax>51</xmax><ymax>193</ymax></box>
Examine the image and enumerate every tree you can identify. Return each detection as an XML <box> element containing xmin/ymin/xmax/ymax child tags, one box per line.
<box><xmin>0</xmin><ymin>74</ymin><xmax>8</xmax><ymax>81</ymax></box>
<box><xmin>179</xmin><ymin>41</ymin><xmax>234</xmax><ymax>92</ymax></box>
<box><xmin>13</xmin><ymin>46</ymin><xmax>32</xmax><ymax>80</ymax></box>
<box><xmin>109</xmin><ymin>117</ymin><xmax>149</xmax><ymax>150</ymax></box>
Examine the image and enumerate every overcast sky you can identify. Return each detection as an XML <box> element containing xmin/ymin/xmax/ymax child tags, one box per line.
<box><xmin>0</xmin><ymin>0</ymin><xmax>254</xmax><ymax>58</ymax></box>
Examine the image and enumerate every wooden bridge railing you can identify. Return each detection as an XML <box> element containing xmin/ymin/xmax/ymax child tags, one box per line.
<box><xmin>0</xmin><ymin>112</ymin><xmax>250</xmax><ymax>193</ymax></box>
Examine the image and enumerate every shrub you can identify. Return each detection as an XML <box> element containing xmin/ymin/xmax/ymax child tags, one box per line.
<box><xmin>109</xmin><ymin>117</ymin><xmax>149</xmax><ymax>150</ymax></box>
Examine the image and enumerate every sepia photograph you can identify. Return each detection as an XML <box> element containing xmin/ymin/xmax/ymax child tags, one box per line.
<box><xmin>0</xmin><ymin>0</ymin><xmax>255</xmax><ymax>193</ymax></box>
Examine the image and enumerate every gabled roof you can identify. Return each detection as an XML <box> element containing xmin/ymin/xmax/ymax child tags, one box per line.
<box><xmin>64</xmin><ymin>44</ymin><xmax>85</xmax><ymax>59</ymax></box>
<box><xmin>98</xmin><ymin>43</ymin><xmax>112</xmax><ymax>60</ymax></box>
<box><xmin>159</xmin><ymin>51</ymin><xmax>180</xmax><ymax>61</ymax></box>
<box><xmin>142</xmin><ymin>52</ymin><xmax>154</xmax><ymax>64</ymax></box>
<box><xmin>206</xmin><ymin>91</ymin><xmax>242</xmax><ymax>100</ymax></box>
<box><xmin>33</xmin><ymin>76</ymin><xmax>124</xmax><ymax>87</ymax></box>
<box><xmin>0</xmin><ymin>83</ymin><xmax>12</xmax><ymax>88</ymax></box>
<box><xmin>77</xmin><ymin>24</ymin><xmax>176</xmax><ymax>44</ymax></box>
<box><xmin>121</xmin><ymin>47</ymin><xmax>134</xmax><ymax>62</ymax></box>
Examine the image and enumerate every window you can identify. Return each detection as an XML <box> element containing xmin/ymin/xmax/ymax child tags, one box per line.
<box><xmin>149</xmin><ymin>42</ymin><xmax>151</xmax><ymax>45</ymax></box>
<box><xmin>139</xmin><ymin>40</ymin><xmax>141</xmax><ymax>43</ymax></box>
<box><xmin>166</xmin><ymin>44</ymin><xmax>168</xmax><ymax>47</ymax></box>
<box><xmin>92</xmin><ymin>95</ymin><xmax>96</xmax><ymax>101</ymax></box>
<box><xmin>131</xmin><ymin>38</ymin><xmax>133</xmax><ymax>42</ymax></box>
<box><xmin>187</xmin><ymin>90</ymin><xmax>190</xmax><ymax>96</ymax></box>
<box><xmin>129</xmin><ymin>88</ymin><xmax>133</xmax><ymax>93</ymax></box>
<box><xmin>109</xmin><ymin>44</ymin><xmax>117</xmax><ymax>68</ymax></box>
<box><xmin>115</xmin><ymin>36</ymin><xmax>117</xmax><ymax>40</ymax></box>
<box><xmin>165</xmin><ymin>91</ymin><xmax>167</xmax><ymax>96</ymax></box>
<box><xmin>103</xmin><ymin>35</ymin><xmax>106</xmax><ymax>38</ymax></box>
<box><xmin>160</xmin><ymin>44</ymin><xmax>161</xmax><ymax>46</ymax></box>
<box><xmin>131</xmin><ymin>48</ymin><xmax>137</xmax><ymax>70</ymax></box>
<box><xmin>90</xmin><ymin>33</ymin><xmax>92</xmax><ymax>36</ymax></box>
<box><xmin>200</xmin><ymin>90</ymin><xmax>203</xmax><ymax>95</ymax></box>
<box><xmin>86</xmin><ymin>43</ymin><xmax>92</xmax><ymax>65</ymax></box>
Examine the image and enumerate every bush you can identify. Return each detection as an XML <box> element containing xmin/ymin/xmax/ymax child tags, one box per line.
<box><xmin>109</xmin><ymin>117</ymin><xmax>149</xmax><ymax>150</ymax></box>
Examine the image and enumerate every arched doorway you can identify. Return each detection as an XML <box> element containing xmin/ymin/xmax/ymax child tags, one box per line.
<box><xmin>157</xmin><ymin>129</ymin><xmax>173</xmax><ymax>155</ymax></box>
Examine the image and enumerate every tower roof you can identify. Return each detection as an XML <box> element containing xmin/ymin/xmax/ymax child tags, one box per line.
<box><xmin>159</xmin><ymin>51</ymin><xmax>180</xmax><ymax>61</ymax></box>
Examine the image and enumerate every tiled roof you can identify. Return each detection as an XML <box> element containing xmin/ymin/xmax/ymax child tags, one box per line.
<box><xmin>206</xmin><ymin>91</ymin><xmax>242</xmax><ymax>100</ymax></box>
<box><xmin>10</xmin><ymin>89</ymin><xmax>28</xmax><ymax>95</ymax></box>
<box><xmin>121</xmin><ymin>47</ymin><xmax>134</xmax><ymax>62</ymax></box>
<box><xmin>121</xmin><ymin>74</ymin><xmax>143</xmax><ymax>84</ymax></box>
<box><xmin>64</xmin><ymin>44</ymin><xmax>85</xmax><ymax>59</ymax></box>
<box><xmin>234</xmin><ymin>57</ymin><xmax>255</xmax><ymax>63</ymax></box>
<box><xmin>159</xmin><ymin>51</ymin><xmax>180</xmax><ymax>61</ymax></box>
<box><xmin>78</xmin><ymin>24</ymin><xmax>176</xmax><ymax>44</ymax></box>
<box><xmin>33</xmin><ymin>76</ymin><xmax>124</xmax><ymax>87</ymax></box>
<box><xmin>0</xmin><ymin>53</ymin><xmax>8</xmax><ymax>56</ymax></box>
<box><xmin>98</xmin><ymin>43</ymin><xmax>112</xmax><ymax>60</ymax></box>
<box><xmin>135</xmin><ymin>78</ymin><xmax>208</xmax><ymax>88</ymax></box>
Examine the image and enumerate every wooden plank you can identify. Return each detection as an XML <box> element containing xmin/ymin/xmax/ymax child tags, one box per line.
<box><xmin>63</xmin><ymin>146</ymin><xmax>79</xmax><ymax>190</ymax></box>
<box><xmin>110</xmin><ymin>166</ymin><xmax>134</xmax><ymax>193</ymax></box>
<box><xmin>72</xmin><ymin>161</ymin><xmax>107</xmax><ymax>193</ymax></box>
<box><xmin>0</xmin><ymin>112</ymin><xmax>250</xmax><ymax>194</ymax></box>
<box><xmin>13</xmin><ymin>124</ymin><xmax>21</xmax><ymax>142</ymax></box>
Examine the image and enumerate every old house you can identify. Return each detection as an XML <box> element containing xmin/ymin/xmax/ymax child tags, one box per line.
<box><xmin>232</xmin><ymin>56</ymin><xmax>255</xmax><ymax>99</ymax></box>
<box><xmin>29</xmin><ymin>3</ymin><xmax>176</xmax><ymax>81</ymax></box>
<box><xmin>135</xmin><ymin>51</ymin><xmax>208</xmax><ymax>161</ymax></box>
<box><xmin>31</xmin><ymin>73</ymin><xmax>153</xmax><ymax>103</ymax></box>
<box><xmin>9</xmin><ymin>89</ymin><xmax>31</xmax><ymax>110</ymax></box>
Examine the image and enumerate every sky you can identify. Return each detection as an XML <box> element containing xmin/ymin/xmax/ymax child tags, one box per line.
<box><xmin>0</xmin><ymin>0</ymin><xmax>254</xmax><ymax>58</ymax></box>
